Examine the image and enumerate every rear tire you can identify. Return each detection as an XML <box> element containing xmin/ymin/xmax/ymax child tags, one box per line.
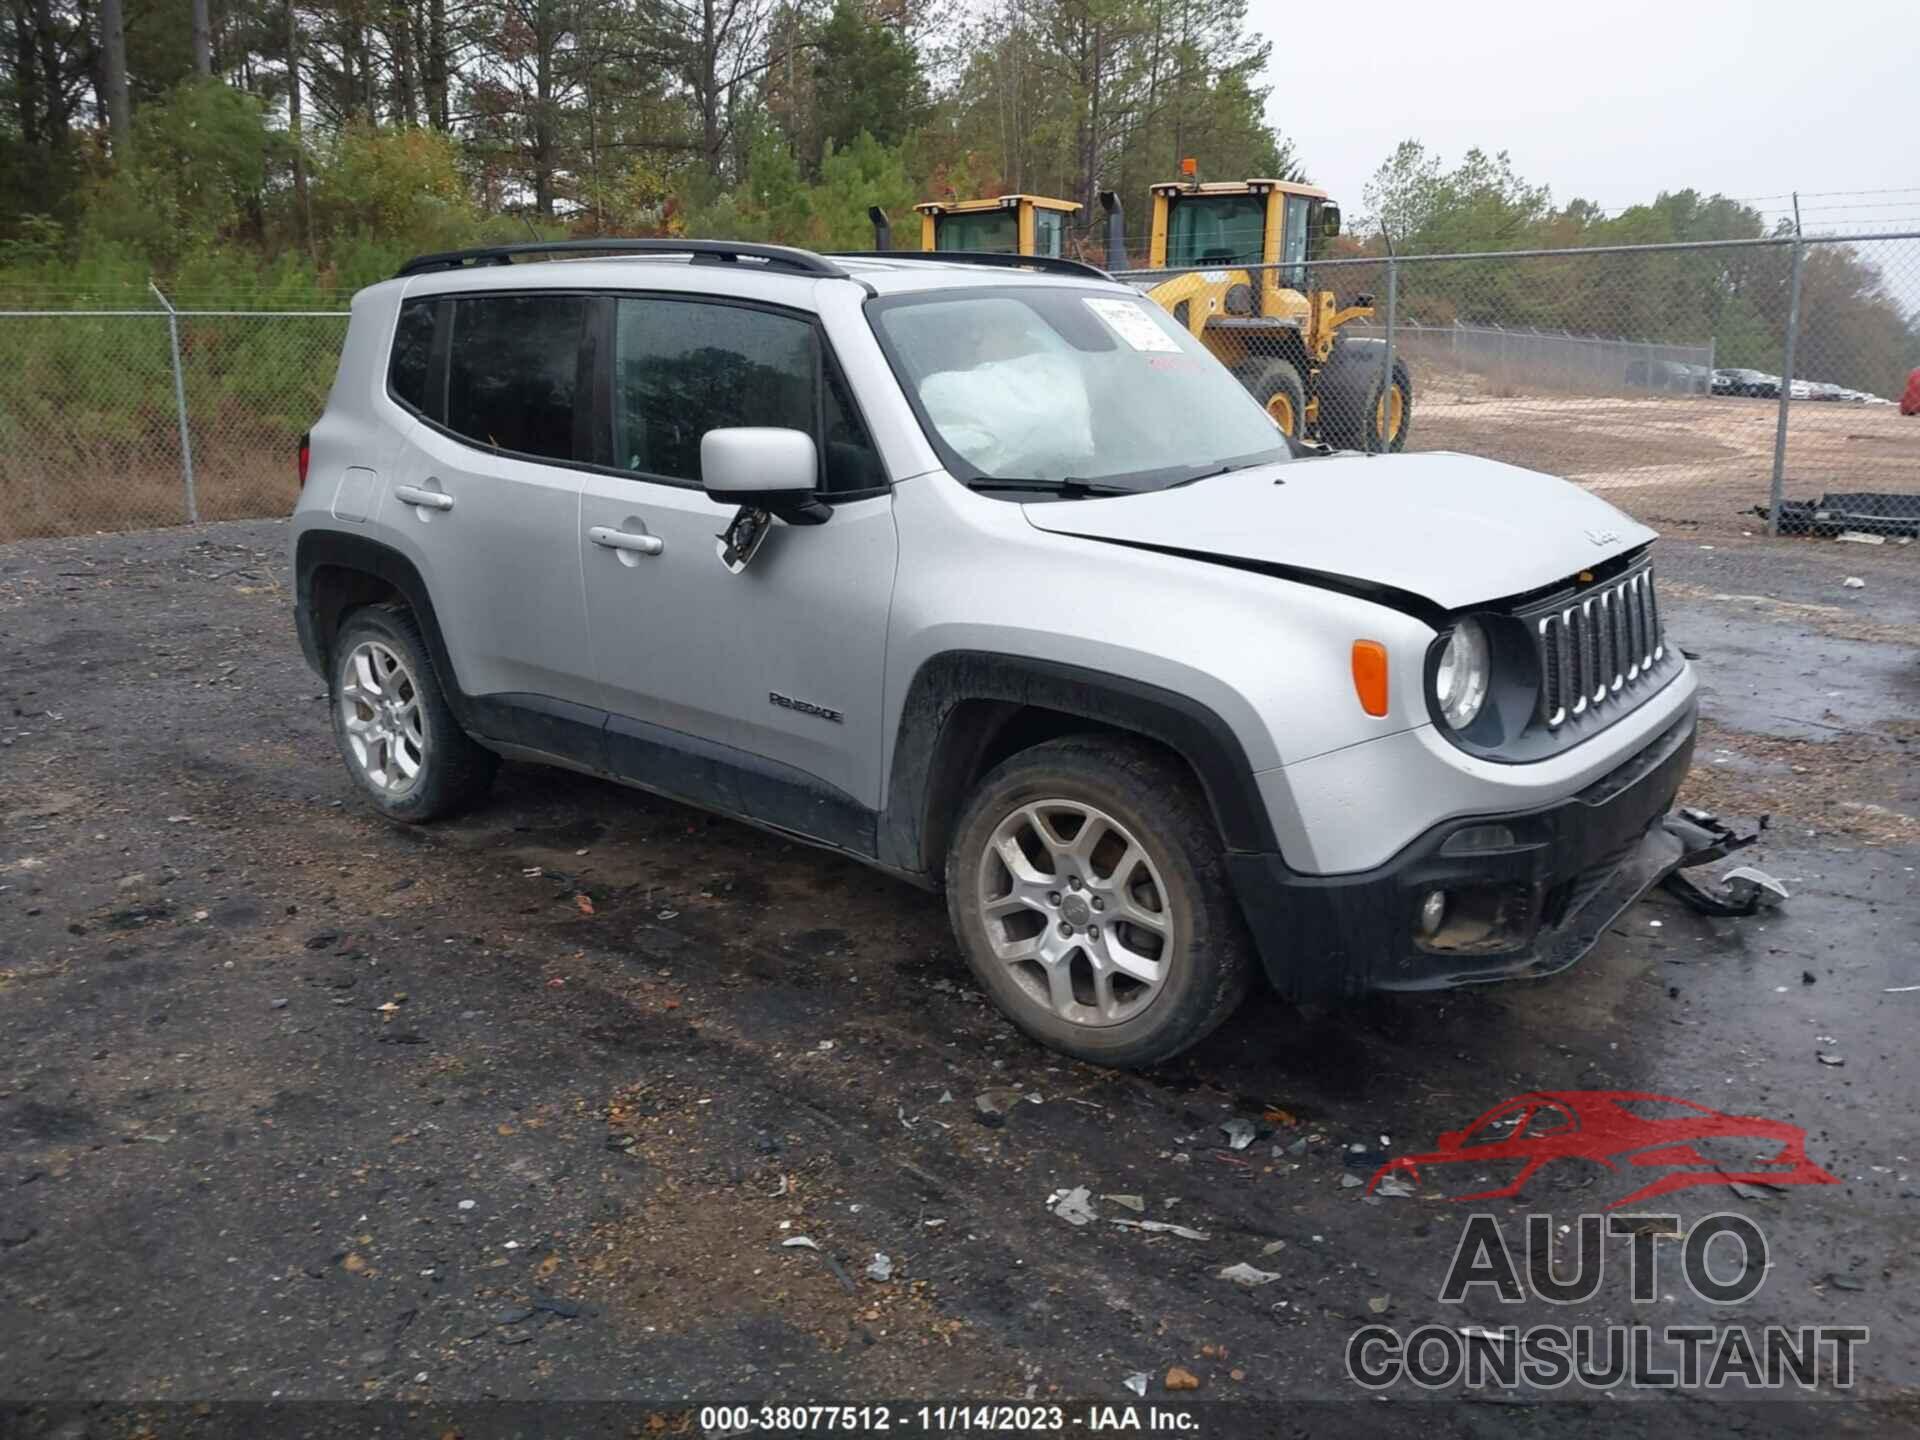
<box><xmin>330</xmin><ymin>604</ymin><xmax>497</xmax><ymax>823</ymax></box>
<box><xmin>945</xmin><ymin>736</ymin><xmax>1253</xmax><ymax>1068</ymax></box>
<box><xmin>1318</xmin><ymin>339</ymin><xmax>1413</xmax><ymax>453</ymax></box>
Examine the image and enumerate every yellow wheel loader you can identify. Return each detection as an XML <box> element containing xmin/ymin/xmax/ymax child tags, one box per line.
<box><xmin>893</xmin><ymin>194</ymin><xmax>1085</xmax><ymax>258</ymax></box>
<box><xmin>1101</xmin><ymin>175</ymin><xmax>1410</xmax><ymax>451</ymax></box>
<box><xmin>868</xmin><ymin>172</ymin><xmax>1411</xmax><ymax>452</ymax></box>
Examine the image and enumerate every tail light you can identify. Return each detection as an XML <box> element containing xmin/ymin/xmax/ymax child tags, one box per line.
<box><xmin>297</xmin><ymin>431</ymin><xmax>312</xmax><ymax>490</ymax></box>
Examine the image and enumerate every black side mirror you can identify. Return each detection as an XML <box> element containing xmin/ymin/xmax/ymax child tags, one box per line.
<box><xmin>1320</xmin><ymin>204</ymin><xmax>1343</xmax><ymax>238</ymax></box>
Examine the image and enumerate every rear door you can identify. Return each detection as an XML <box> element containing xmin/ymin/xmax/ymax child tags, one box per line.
<box><xmin>388</xmin><ymin>291</ymin><xmax>598</xmax><ymax>750</ymax></box>
<box><xmin>578</xmin><ymin>292</ymin><xmax>897</xmax><ymax>846</ymax></box>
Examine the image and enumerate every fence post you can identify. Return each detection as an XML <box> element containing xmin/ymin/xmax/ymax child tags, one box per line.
<box><xmin>1379</xmin><ymin>255</ymin><xmax>1398</xmax><ymax>454</ymax></box>
<box><xmin>150</xmin><ymin>279</ymin><xmax>198</xmax><ymax>525</ymax></box>
<box><xmin>1766</xmin><ymin>237</ymin><xmax>1805</xmax><ymax>537</ymax></box>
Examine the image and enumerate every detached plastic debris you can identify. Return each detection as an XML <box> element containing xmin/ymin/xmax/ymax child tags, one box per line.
<box><xmin>975</xmin><ymin>1088</ymin><xmax>1037</xmax><ymax>1126</ymax></box>
<box><xmin>1374</xmin><ymin>1176</ymin><xmax>1417</xmax><ymax>1199</ymax></box>
<box><xmin>1220</xmin><ymin>1118</ymin><xmax>1257</xmax><ymax>1151</ymax></box>
<box><xmin>866</xmin><ymin>1252</ymin><xmax>893</xmax><ymax>1282</ymax></box>
<box><xmin>1124</xmin><ymin>1372</ymin><xmax>1149</xmax><ymax>1397</ymax></box>
<box><xmin>1112</xmin><ymin>1218</ymin><xmax>1211</xmax><ymax>1241</ymax></box>
<box><xmin>781</xmin><ymin>1235</ymin><xmax>820</xmax><ymax>1250</ymax></box>
<box><xmin>1659</xmin><ymin>811</ymin><xmax>1788</xmax><ymax>917</ymax></box>
<box><xmin>1049</xmin><ymin>1187</ymin><xmax>1100</xmax><ymax>1226</ymax></box>
<box><xmin>1219</xmin><ymin>1262</ymin><xmax>1282</xmax><ymax>1288</ymax></box>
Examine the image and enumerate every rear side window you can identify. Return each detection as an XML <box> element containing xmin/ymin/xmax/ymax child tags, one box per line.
<box><xmin>388</xmin><ymin>298</ymin><xmax>436</xmax><ymax>414</ymax></box>
<box><xmin>446</xmin><ymin>294</ymin><xmax>587</xmax><ymax>461</ymax></box>
<box><xmin>613</xmin><ymin>297</ymin><xmax>882</xmax><ymax>494</ymax></box>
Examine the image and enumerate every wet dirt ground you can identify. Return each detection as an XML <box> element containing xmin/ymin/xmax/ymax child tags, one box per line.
<box><xmin>2</xmin><ymin>521</ymin><xmax>1916</xmax><ymax>1434</ymax></box>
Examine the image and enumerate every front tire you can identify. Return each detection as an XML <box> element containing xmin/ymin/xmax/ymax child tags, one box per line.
<box><xmin>1243</xmin><ymin>357</ymin><xmax>1308</xmax><ymax>440</ymax></box>
<box><xmin>330</xmin><ymin>604</ymin><xmax>497</xmax><ymax>823</ymax></box>
<box><xmin>945</xmin><ymin>736</ymin><xmax>1252</xmax><ymax>1067</ymax></box>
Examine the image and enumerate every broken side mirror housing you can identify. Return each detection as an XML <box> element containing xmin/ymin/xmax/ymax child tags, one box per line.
<box><xmin>1321</xmin><ymin>203</ymin><xmax>1342</xmax><ymax>238</ymax></box>
<box><xmin>700</xmin><ymin>427</ymin><xmax>829</xmax><ymax>525</ymax></box>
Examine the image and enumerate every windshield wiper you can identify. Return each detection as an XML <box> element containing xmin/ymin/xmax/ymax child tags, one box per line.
<box><xmin>1165</xmin><ymin>462</ymin><xmax>1240</xmax><ymax>488</ymax></box>
<box><xmin>967</xmin><ymin>477</ymin><xmax>1134</xmax><ymax>498</ymax></box>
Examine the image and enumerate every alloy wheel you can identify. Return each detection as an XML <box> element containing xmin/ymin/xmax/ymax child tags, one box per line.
<box><xmin>339</xmin><ymin>640</ymin><xmax>426</xmax><ymax>795</ymax></box>
<box><xmin>975</xmin><ymin>799</ymin><xmax>1172</xmax><ymax>1027</ymax></box>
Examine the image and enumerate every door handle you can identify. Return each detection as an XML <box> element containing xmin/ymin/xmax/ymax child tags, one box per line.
<box><xmin>588</xmin><ymin>525</ymin><xmax>664</xmax><ymax>556</ymax></box>
<box><xmin>395</xmin><ymin>485</ymin><xmax>454</xmax><ymax>512</ymax></box>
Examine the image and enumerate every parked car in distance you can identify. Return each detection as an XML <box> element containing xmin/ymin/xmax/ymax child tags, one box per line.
<box><xmin>1713</xmin><ymin>368</ymin><xmax>1776</xmax><ymax>398</ymax></box>
<box><xmin>292</xmin><ymin>239</ymin><xmax>1700</xmax><ymax>1067</ymax></box>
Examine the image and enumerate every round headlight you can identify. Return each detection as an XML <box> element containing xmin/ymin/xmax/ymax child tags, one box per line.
<box><xmin>1434</xmin><ymin>619</ymin><xmax>1491</xmax><ymax>730</ymax></box>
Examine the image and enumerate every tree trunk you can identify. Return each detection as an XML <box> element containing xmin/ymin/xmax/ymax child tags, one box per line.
<box><xmin>191</xmin><ymin>0</ymin><xmax>211</xmax><ymax>76</ymax></box>
<box><xmin>425</xmin><ymin>0</ymin><xmax>448</xmax><ymax>128</ymax></box>
<box><xmin>13</xmin><ymin>0</ymin><xmax>40</xmax><ymax>146</ymax></box>
<box><xmin>287</xmin><ymin>0</ymin><xmax>311</xmax><ymax>249</ymax></box>
<box><xmin>532</xmin><ymin>0</ymin><xmax>554</xmax><ymax>215</ymax></box>
<box><xmin>699</xmin><ymin>0</ymin><xmax>720</xmax><ymax>170</ymax></box>
<box><xmin>100</xmin><ymin>0</ymin><xmax>130</xmax><ymax>154</ymax></box>
<box><xmin>390</xmin><ymin>3</ymin><xmax>418</xmax><ymax>125</ymax></box>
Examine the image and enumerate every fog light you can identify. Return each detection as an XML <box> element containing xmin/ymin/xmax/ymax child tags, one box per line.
<box><xmin>1441</xmin><ymin>823</ymin><xmax>1518</xmax><ymax>856</ymax></box>
<box><xmin>1417</xmin><ymin>889</ymin><xmax>1448</xmax><ymax>937</ymax></box>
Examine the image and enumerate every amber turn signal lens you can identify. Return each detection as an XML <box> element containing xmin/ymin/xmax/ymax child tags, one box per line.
<box><xmin>1351</xmin><ymin>640</ymin><xmax>1389</xmax><ymax>717</ymax></box>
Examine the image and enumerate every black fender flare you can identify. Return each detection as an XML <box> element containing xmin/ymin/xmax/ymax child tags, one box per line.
<box><xmin>294</xmin><ymin>530</ymin><xmax>473</xmax><ymax>727</ymax></box>
<box><xmin>877</xmin><ymin>651</ymin><xmax>1276</xmax><ymax>878</ymax></box>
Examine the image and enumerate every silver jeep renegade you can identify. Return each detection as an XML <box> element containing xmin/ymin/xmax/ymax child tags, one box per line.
<box><xmin>292</xmin><ymin>240</ymin><xmax>1702</xmax><ymax>1067</ymax></box>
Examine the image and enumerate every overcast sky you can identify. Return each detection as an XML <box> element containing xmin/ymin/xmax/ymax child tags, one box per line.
<box><xmin>1257</xmin><ymin>0</ymin><xmax>1920</xmax><ymax>236</ymax></box>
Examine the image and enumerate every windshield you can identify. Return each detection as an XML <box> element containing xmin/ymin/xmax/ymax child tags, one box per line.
<box><xmin>934</xmin><ymin>210</ymin><xmax>1019</xmax><ymax>254</ymax></box>
<box><xmin>1166</xmin><ymin>195</ymin><xmax>1265</xmax><ymax>267</ymax></box>
<box><xmin>869</xmin><ymin>286</ymin><xmax>1290</xmax><ymax>492</ymax></box>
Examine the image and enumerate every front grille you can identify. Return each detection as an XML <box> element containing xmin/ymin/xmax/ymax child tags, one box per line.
<box><xmin>1533</xmin><ymin>566</ymin><xmax>1663</xmax><ymax>730</ymax></box>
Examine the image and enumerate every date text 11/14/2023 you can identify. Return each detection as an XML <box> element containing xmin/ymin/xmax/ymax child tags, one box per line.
<box><xmin>698</xmin><ymin>1403</ymin><xmax>1202</xmax><ymax>1434</ymax></box>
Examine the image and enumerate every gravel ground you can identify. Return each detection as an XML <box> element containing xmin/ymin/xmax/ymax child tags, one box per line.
<box><xmin>1</xmin><ymin>520</ymin><xmax>1916</xmax><ymax>1435</ymax></box>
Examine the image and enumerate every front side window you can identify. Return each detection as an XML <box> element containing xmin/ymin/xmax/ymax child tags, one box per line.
<box><xmin>445</xmin><ymin>294</ymin><xmax>586</xmax><ymax>460</ymax></box>
<box><xmin>613</xmin><ymin>297</ymin><xmax>881</xmax><ymax>494</ymax></box>
<box><xmin>1166</xmin><ymin>195</ymin><xmax>1265</xmax><ymax>268</ymax></box>
<box><xmin>870</xmin><ymin>286</ymin><xmax>1289</xmax><ymax>492</ymax></box>
<box><xmin>1033</xmin><ymin>208</ymin><xmax>1065</xmax><ymax>258</ymax></box>
<box><xmin>1281</xmin><ymin>195</ymin><xmax>1311</xmax><ymax>290</ymax></box>
<box><xmin>935</xmin><ymin>209</ymin><xmax>1019</xmax><ymax>254</ymax></box>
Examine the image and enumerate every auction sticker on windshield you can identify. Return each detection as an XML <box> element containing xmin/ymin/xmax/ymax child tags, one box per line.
<box><xmin>1083</xmin><ymin>297</ymin><xmax>1180</xmax><ymax>352</ymax></box>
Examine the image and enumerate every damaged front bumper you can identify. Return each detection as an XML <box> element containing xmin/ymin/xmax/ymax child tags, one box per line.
<box><xmin>1228</xmin><ymin>706</ymin><xmax>1757</xmax><ymax>999</ymax></box>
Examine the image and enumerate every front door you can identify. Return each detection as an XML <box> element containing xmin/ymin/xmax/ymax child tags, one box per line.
<box><xmin>579</xmin><ymin>293</ymin><xmax>897</xmax><ymax>848</ymax></box>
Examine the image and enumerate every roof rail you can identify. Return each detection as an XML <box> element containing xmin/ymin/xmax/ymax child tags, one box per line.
<box><xmin>395</xmin><ymin>239</ymin><xmax>847</xmax><ymax>279</ymax></box>
<box><xmin>831</xmin><ymin>250</ymin><xmax>1112</xmax><ymax>280</ymax></box>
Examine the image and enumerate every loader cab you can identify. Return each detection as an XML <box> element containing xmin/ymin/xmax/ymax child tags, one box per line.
<box><xmin>1149</xmin><ymin>179</ymin><xmax>1338</xmax><ymax>292</ymax></box>
<box><xmin>915</xmin><ymin>195</ymin><xmax>1082</xmax><ymax>258</ymax></box>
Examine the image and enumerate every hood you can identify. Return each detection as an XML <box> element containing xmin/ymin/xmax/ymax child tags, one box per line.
<box><xmin>1021</xmin><ymin>452</ymin><xmax>1655</xmax><ymax>612</ymax></box>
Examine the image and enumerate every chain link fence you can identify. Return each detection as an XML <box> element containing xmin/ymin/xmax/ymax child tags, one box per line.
<box><xmin>4</xmin><ymin>235</ymin><xmax>1918</xmax><ymax>547</ymax></box>
<box><xmin>0</xmin><ymin>291</ymin><xmax>347</xmax><ymax>542</ymax></box>
<box><xmin>1119</xmin><ymin>230</ymin><xmax>1920</xmax><ymax>541</ymax></box>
